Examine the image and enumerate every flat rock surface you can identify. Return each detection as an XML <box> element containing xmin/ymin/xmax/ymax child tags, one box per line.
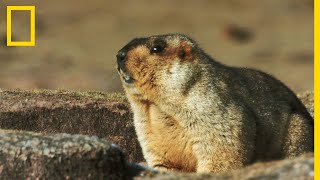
<box><xmin>0</xmin><ymin>88</ymin><xmax>144</xmax><ymax>163</ymax></box>
<box><xmin>0</xmin><ymin>129</ymin><xmax>127</xmax><ymax>179</ymax></box>
<box><xmin>135</xmin><ymin>153</ymin><xmax>314</xmax><ymax>180</ymax></box>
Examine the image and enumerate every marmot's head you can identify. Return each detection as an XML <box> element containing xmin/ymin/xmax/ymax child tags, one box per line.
<box><xmin>117</xmin><ymin>34</ymin><xmax>203</xmax><ymax>98</ymax></box>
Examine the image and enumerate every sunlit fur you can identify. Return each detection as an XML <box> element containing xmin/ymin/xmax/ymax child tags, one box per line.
<box><xmin>117</xmin><ymin>34</ymin><xmax>313</xmax><ymax>173</ymax></box>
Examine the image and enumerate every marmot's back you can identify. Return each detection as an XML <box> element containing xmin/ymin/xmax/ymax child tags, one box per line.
<box><xmin>222</xmin><ymin>67</ymin><xmax>314</xmax><ymax>160</ymax></box>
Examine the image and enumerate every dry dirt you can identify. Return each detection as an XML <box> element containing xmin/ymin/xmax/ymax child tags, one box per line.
<box><xmin>0</xmin><ymin>0</ymin><xmax>314</xmax><ymax>93</ymax></box>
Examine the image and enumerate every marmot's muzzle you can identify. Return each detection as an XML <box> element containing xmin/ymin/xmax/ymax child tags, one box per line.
<box><xmin>116</xmin><ymin>50</ymin><xmax>134</xmax><ymax>84</ymax></box>
<box><xmin>117</xmin><ymin>50</ymin><xmax>127</xmax><ymax>71</ymax></box>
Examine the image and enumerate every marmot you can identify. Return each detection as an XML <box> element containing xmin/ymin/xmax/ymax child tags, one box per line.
<box><xmin>116</xmin><ymin>34</ymin><xmax>314</xmax><ymax>173</ymax></box>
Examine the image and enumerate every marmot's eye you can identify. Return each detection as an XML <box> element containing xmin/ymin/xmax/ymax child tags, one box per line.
<box><xmin>151</xmin><ymin>46</ymin><xmax>163</xmax><ymax>53</ymax></box>
<box><xmin>150</xmin><ymin>38</ymin><xmax>166</xmax><ymax>54</ymax></box>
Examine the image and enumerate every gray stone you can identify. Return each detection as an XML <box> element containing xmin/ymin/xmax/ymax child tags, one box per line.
<box><xmin>298</xmin><ymin>91</ymin><xmax>314</xmax><ymax>118</ymax></box>
<box><xmin>135</xmin><ymin>153</ymin><xmax>314</xmax><ymax>180</ymax></box>
<box><xmin>0</xmin><ymin>89</ymin><xmax>144</xmax><ymax>163</ymax></box>
<box><xmin>0</xmin><ymin>130</ymin><xmax>128</xmax><ymax>179</ymax></box>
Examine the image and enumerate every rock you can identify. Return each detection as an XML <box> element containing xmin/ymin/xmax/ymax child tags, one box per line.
<box><xmin>0</xmin><ymin>129</ymin><xmax>313</xmax><ymax>179</ymax></box>
<box><xmin>135</xmin><ymin>153</ymin><xmax>314</xmax><ymax>180</ymax></box>
<box><xmin>223</xmin><ymin>24</ymin><xmax>253</xmax><ymax>43</ymax></box>
<box><xmin>297</xmin><ymin>91</ymin><xmax>314</xmax><ymax>118</ymax></box>
<box><xmin>0</xmin><ymin>129</ymin><xmax>128</xmax><ymax>179</ymax></box>
<box><xmin>0</xmin><ymin>89</ymin><xmax>144</xmax><ymax>163</ymax></box>
<box><xmin>229</xmin><ymin>153</ymin><xmax>314</xmax><ymax>180</ymax></box>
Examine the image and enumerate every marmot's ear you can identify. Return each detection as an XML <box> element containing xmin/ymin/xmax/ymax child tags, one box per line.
<box><xmin>178</xmin><ymin>41</ymin><xmax>193</xmax><ymax>60</ymax></box>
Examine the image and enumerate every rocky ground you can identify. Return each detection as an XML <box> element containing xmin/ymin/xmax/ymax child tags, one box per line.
<box><xmin>0</xmin><ymin>89</ymin><xmax>143</xmax><ymax>163</ymax></box>
<box><xmin>0</xmin><ymin>89</ymin><xmax>314</xmax><ymax>179</ymax></box>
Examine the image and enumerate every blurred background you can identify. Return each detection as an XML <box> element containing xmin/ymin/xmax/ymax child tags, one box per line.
<box><xmin>0</xmin><ymin>0</ymin><xmax>313</xmax><ymax>93</ymax></box>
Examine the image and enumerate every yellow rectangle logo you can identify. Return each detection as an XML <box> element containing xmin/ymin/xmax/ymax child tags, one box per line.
<box><xmin>7</xmin><ymin>6</ymin><xmax>36</xmax><ymax>47</ymax></box>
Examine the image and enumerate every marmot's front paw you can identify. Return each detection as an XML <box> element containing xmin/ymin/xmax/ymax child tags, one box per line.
<box><xmin>153</xmin><ymin>165</ymin><xmax>178</xmax><ymax>172</ymax></box>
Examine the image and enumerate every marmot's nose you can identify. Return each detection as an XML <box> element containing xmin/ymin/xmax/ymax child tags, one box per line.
<box><xmin>117</xmin><ymin>51</ymin><xmax>127</xmax><ymax>63</ymax></box>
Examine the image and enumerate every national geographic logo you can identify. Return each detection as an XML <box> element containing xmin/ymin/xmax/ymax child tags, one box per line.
<box><xmin>7</xmin><ymin>6</ymin><xmax>35</xmax><ymax>47</ymax></box>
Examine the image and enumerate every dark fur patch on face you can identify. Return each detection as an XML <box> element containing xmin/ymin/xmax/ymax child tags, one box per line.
<box><xmin>118</xmin><ymin>37</ymin><xmax>148</xmax><ymax>55</ymax></box>
<box><xmin>180</xmin><ymin>42</ymin><xmax>193</xmax><ymax>60</ymax></box>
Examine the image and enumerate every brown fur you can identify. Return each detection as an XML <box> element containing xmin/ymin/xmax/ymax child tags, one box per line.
<box><xmin>116</xmin><ymin>34</ymin><xmax>313</xmax><ymax>173</ymax></box>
